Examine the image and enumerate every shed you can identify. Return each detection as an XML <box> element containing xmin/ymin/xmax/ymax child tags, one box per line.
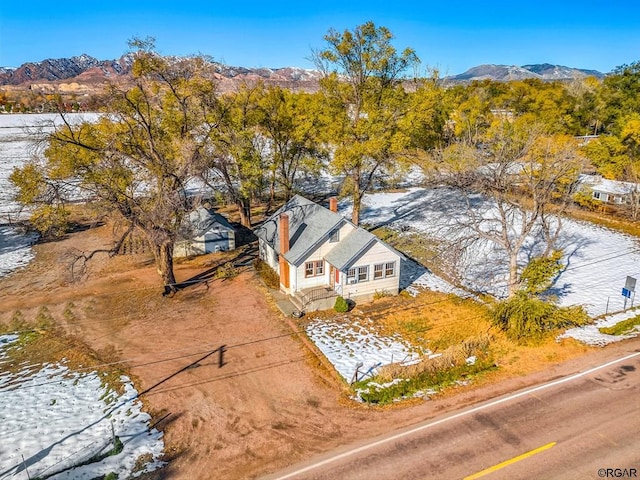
<box><xmin>174</xmin><ymin>207</ymin><xmax>236</xmax><ymax>258</ymax></box>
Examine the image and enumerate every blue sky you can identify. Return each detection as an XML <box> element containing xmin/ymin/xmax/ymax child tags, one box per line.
<box><xmin>1</xmin><ymin>0</ymin><xmax>639</xmax><ymax>74</ymax></box>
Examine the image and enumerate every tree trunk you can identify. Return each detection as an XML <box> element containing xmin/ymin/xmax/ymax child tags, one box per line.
<box><xmin>507</xmin><ymin>251</ymin><xmax>520</xmax><ymax>297</ymax></box>
<box><xmin>351</xmin><ymin>176</ymin><xmax>362</xmax><ymax>225</ymax></box>
<box><xmin>268</xmin><ymin>172</ymin><xmax>276</xmax><ymax>213</ymax></box>
<box><xmin>237</xmin><ymin>196</ymin><xmax>252</xmax><ymax>227</ymax></box>
<box><xmin>152</xmin><ymin>240</ymin><xmax>177</xmax><ymax>295</ymax></box>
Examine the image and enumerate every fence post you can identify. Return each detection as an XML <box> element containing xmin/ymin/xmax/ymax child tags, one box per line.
<box><xmin>350</xmin><ymin>361</ymin><xmax>363</xmax><ymax>384</ymax></box>
<box><xmin>218</xmin><ymin>345</ymin><xmax>226</xmax><ymax>368</ymax></box>
<box><xmin>21</xmin><ymin>455</ymin><xmax>30</xmax><ymax>480</ymax></box>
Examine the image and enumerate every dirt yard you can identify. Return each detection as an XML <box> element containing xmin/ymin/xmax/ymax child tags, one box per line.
<box><xmin>2</xmin><ymin>221</ymin><xmax>639</xmax><ymax>480</ymax></box>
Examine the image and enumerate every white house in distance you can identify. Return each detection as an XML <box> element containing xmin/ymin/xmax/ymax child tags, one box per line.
<box><xmin>577</xmin><ymin>174</ymin><xmax>639</xmax><ymax>205</ymax></box>
<box><xmin>174</xmin><ymin>206</ymin><xmax>236</xmax><ymax>258</ymax></box>
<box><xmin>254</xmin><ymin>195</ymin><xmax>403</xmax><ymax>311</ymax></box>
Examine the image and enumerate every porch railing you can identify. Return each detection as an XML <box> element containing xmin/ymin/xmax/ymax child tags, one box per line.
<box><xmin>299</xmin><ymin>287</ymin><xmax>337</xmax><ymax>308</ymax></box>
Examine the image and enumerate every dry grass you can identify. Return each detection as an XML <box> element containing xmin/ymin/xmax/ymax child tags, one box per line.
<box><xmin>371</xmin><ymin>227</ymin><xmax>455</xmax><ymax>282</ymax></box>
<box><xmin>340</xmin><ymin>288</ymin><xmax>594</xmax><ymax>396</ymax></box>
<box><xmin>377</xmin><ymin>334</ymin><xmax>492</xmax><ymax>382</ymax></box>
<box><xmin>360</xmin><ymin>290</ymin><xmax>492</xmax><ymax>352</ymax></box>
<box><xmin>565</xmin><ymin>205</ymin><xmax>640</xmax><ymax>237</ymax></box>
<box><xmin>0</xmin><ymin>304</ymin><xmax>130</xmax><ymax>393</ymax></box>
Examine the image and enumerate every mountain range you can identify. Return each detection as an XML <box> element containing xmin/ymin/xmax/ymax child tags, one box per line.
<box><xmin>0</xmin><ymin>54</ymin><xmax>605</xmax><ymax>93</ymax></box>
<box><xmin>444</xmin><ymin>63</ymin><xmax>604</xmax><ymax>83</ymax></box>
<box><xmin>0</xmin><ymin>54</ymin><xmax>324</xmax><ymax>93</ymax></box>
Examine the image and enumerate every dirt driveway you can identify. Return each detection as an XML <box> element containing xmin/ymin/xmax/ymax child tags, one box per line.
<box><xmin>2</xmin><ymin>222</ymin><xmax>639</xmax><ymax>479</ymax></box>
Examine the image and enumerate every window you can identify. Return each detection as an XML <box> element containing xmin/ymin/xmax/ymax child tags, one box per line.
<box><xmin>385</xmin><ymin>262</ymin><xmax>396</xmax><ymax>277</ymax></box>
<box><xmin>374</xmin><ymin>264</ymin><xmax>384</xmax><ymax>279</ymax></box>
<box><xmin>357</xmin><ymin>266</ymin><xmax>368</xmax><ymax>282</ymax></box>
<box><xmin>346</xmin><ymin>266</ymin><xmax>368</xmax><ymax>283</ymax></box>
<box><xmin>329</xmin><ymin>229</ymin><xmax>340</xmax><ymax>243</ymax></box>
<box><xmin>593</xmin><ymin>191</ymin><xmax>601</xmax><ymax>200</ymax></box>
<box><xmin>373</xmin><ymin>261</ymin><xmax>396</xmax><ymax>280</ymax></box>
<box><xmin>347</xmin><ymin>268</ymin><xmax>356</xmax><ymax>283</ymax></box>
<box><xmin>305</xmin><ymin>260</ymin><xmax>324</xmax><ymax>277</ymax></box>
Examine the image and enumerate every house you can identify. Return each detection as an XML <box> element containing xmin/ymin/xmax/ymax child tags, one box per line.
<box><xmin>575</xmin><ymin>135</ymin><xmax>599</xmax><ymax>147</ymax></box>
<box><xmin>577</xmin><ymin>174</ymin><xmax>639</xmax><ymax>205</ymax></box>
<box><xmin>174</xmin><ymin>206</ymin><xmax>236</xmax><ymax>258</ymax></box>
<box><xmin>254</xmin><ymin>195</ymin><xmax>403</xmax><ymax>311</ymax></box>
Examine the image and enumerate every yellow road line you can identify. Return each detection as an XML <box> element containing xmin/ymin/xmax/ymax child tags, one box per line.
<box><xmin>464</xmin><ymin>442</ymin><xmax>557</xmax><ymax>479</ymax></box>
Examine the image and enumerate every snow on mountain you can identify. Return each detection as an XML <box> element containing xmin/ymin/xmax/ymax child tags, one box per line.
<box><xmin>445</xmin><ymin>63</ymin><xmax>604</xmax><ymax>83</ymax></box>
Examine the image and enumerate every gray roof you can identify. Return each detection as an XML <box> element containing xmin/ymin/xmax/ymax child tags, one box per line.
<box><xmin>324</xmin><ymin>227</ymin><xmax>378</xmax><ymax>271</ymax></box>
<box><xmin>186</xmin><ymin>206</ymin><xmax>235</xmax><ymax>238</ymax></box>
<box><xmin>578</xmin><ymin>174</ymin><xmax>639</xmax><ymax>196</ymax></box>
<box><xmin>254</xmin><ymin>195</ymin><xmax>344</xmax><ymax>266</ymax></box>
<box><xmin>255</xmin><ymin>195</ymin><xmax>404</xmax><ymax>270</ymax></box>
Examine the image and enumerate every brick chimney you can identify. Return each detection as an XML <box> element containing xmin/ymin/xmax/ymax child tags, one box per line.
<box><xmin>329</xmin><ymin>197</ymin><xmax>338</xmax><ymax>213</ymax></box>
<box><xmin>278</xmin><ymin>213</ymin><xmax>290</xmax><ymax>289</ymax></box>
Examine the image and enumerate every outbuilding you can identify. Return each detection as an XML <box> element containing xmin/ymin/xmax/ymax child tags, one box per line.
<box><xmin>174</xmin><ymin>206</ymin><xmax>236</xmax><ymax>258</ymax></box>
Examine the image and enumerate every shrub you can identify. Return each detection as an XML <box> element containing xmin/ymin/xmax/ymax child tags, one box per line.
<box><xmin>492</xmin><ymin>292</ymin><xmax>589</xmax><ymax>342</ymax></box>
<box><xmin>334</xmin><ymin>296</ymin><xmax>349</xmax><ymax>313</ymax></box>
<box><xmin>573</xmin><ymin>189</ymin><xmax>599</xmax><ymax>211</ymax></box>
<box><xmin>253</xmin><ymin>259</ymin><xmax>280</xmax><ymax>289</ymax></box>
<box><xmin>599</xmin><ymin>314</ymin><xmax>640</xmax><ymax>335</ymax></box>
<box><xmin>215</xmin><ymin>262</ymin><xmax>238</xmax><ymax>280</ymax></box>
<box><xmin>373</xmin><ymin>289</ymin><xmax>392</xmax><ymax>300</ymax></box>
<box><xmin>520</xmin><ymin>250</ymin><xmax>563</xmax><ymax>295</ymax></box>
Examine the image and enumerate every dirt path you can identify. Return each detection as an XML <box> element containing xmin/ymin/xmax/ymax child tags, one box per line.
<box><xmin>2</xmin><ymin>223</ymin><xmax>639</xmax><ymax>480</ymax></box>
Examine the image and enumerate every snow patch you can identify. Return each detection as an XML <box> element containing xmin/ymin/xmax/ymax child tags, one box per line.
<box><xmin>0</xmin><ymin>335</ymin><xmax>165</xmax><ymax>479</ymax></box>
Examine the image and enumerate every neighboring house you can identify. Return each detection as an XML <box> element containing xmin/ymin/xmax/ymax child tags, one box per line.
<box><xmin>174</xmin><ymin>206</ymin><xmax>236</xmax><ymax>258</ymax></box>
<box><xmin>575</xmin><ymin>135</ymin><xmax>599</xmax><ymax>146</ymax></box>
<box><xmin>254</xmin><ymin>195</ymin><xmax>403</xmax><ymax>311</ymax></box>
<box><xmin>577</xmin><ymin>174</ymin><xmax>640</xmax><ymax>205</ymax></box>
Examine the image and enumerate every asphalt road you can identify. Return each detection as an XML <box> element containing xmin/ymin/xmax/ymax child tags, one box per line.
<box><xmin>263</xmin><ymin>351</ymin><xmax>640</xmax><ymax>480</ymax></box>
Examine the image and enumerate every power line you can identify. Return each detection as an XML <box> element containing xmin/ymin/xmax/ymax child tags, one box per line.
<box><xmin>1</xmin><ymin>231</ymin><xmax>638</xmax><ymax>394</ymax></box>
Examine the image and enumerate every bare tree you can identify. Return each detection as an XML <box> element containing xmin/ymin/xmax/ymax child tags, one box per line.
<box><xmin>430</xmin><ymin>121</ymin><xmax>585</xmax><ymax>297</ymax></box>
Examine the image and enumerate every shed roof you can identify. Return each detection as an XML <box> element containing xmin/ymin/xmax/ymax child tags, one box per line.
<box><xmin>186</xmin><ymin>206</ymin><xmax>235</xmax><ymax>238</ymax></box>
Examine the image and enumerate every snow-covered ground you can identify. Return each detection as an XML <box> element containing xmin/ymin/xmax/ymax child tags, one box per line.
<box><xmin>0</xmin><ymin>113</ymin><xmax>99</xmax><ymax>279</ymax></box>
<box><xmin>0</xmin><ymin>334</ymin><xmax>164</xmax><ymax>480</ymax></box>
<box><xmin>352</xmin><ymin>188</ymin><xmax>640</xmax><ymax>318</ymax></box>
<box><xmin>304</xmin><ymin>188</ymin><xmax>640</xmax><ymax>384</ymax></box>
<box><xmin>306</xmin><ymin>318</ymin><xmax>428</xmax><ymax>382</ymax></box>
<box><xmin>558</xmin><ymin>308</ymin><xmax>640</xmax><ymax>346</ymax></box>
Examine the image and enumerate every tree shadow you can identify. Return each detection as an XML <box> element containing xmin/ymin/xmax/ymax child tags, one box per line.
<box><xmin>399</xmin><ymin>256</ymin><xmax>429</xmax><ymax>291</ymax></box>
<box><xmin>174</xmin><ymin>243</ymin><xmax>259</xmax><ymax>291</ymax></box>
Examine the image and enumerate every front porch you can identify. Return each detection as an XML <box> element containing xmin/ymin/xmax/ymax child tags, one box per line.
<box><xmin>290</xmin><ymin>285</ymin><xmax>339</xmax><ymax>312</ymax></box>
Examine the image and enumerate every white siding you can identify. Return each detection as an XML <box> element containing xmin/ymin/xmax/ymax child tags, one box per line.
<box><xmin>293</xmin><ymin>223</ymin><xmax>355</xmax><ymax>292</ymax></box>
<box><xmin>259</xmin><ymin>240</ymin><xmax>279</xmax><ymax>271</ymax></box>
<box><xmin>341</xmin><ymin>241</ymin><xmax>401</xmax><ymax>300</ymax></box>
<box><xmin>295</xmin><ymin>259</ymin><xmax>329</xmax><ymax>291</ymax></box>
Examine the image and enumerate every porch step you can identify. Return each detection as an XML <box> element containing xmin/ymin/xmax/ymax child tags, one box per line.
<box><xmin>288</xmin><ymin>294</ymin><xmax>304</xmax><ymax>312</ymax></box>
